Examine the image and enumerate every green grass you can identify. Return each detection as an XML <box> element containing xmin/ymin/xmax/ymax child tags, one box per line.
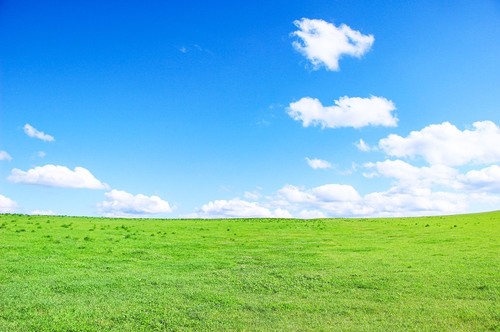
<box><xmin>0</xmin><ymin>212</ymin><xmax>499</xmax><ymax>331</ymax></box>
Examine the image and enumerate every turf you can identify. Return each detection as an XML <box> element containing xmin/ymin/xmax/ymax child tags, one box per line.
<box><xmin>0</xmin><ymin>212</ymin><xmax>499</xmax><ymax>331</ymax></box>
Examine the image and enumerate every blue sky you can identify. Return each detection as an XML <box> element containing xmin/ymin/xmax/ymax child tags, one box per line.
<box><xmin>1</xmin><ymin>0</ymin><xmax>500</xmax><ymax>218</ymax></box>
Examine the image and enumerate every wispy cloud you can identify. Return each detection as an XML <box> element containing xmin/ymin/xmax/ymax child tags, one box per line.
<box><xmin>306</xmin><ymin>157</ymin><xmax>332</xmax><ymax>170</ymax></box>
<box><xmin>355</xmin><ymin>139</ymin><xmax>371</xmax><ymax>152</ymax></box>
<box><xmin>98</xmin><ymin>189</ymin><xmax>172</xmax><ymax>217</ymax></box>
<box><xmin>288</xmin><ymin>96</ymin><xmax>397</xmax><ymax>129</ymax></box>
<box><xmin>0</xmin><ymin>151</ymin><xmax>12</xmax><ymax>161</ymax></box>
<box><xmin>178</xmin><ymin>44</ymin><xmax>213</xmax><ymax>56</ymax></box>
<box><xmin>292</xmin><ymin>18</ymin><xmax>374</xmax><ymax>71</ymax></box>
<box><xmin>8</xmin><ymin>164</ymin><xmax>109</xmax><ymax>189</ymax></box>
<box><xmin>24</xmin><ymin>124</ymin><xmax>55</xmax><ymax>142</ymax></box>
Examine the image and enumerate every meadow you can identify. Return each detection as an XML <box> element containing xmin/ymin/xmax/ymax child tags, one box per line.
<box><xmin>0</xmin><ymin>212</ymin><xmax>498</xmax><ymax>331</ymax></box>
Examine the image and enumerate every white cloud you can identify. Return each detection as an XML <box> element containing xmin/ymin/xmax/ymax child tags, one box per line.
<box><xmin>275</xmin><ymin>184</ymin><xmax>366</xmax><ymax>216</ymax></box>
<box><xmin>362</xmin><ymin>187</ymin><xmax>467</xmax><ymax>217</ymax></box>
<box><xmin>274</xmin><ymin>184</ymin><xmax>362</xmax><ymax>215</ymax></box>
<box><xmin>306</xmin><ymin>157</ymin><xmax>332</xmax><ymax>170</ymax></box>
<box><xmin>37</xmin><ymin>151</ymin><xmax>47</xmax><ymax>158</ymax></box>
<box><xmin>379</xmin><ymin>121</ymin><xmax>500</xmax><ymax>166</ymax></box>
<box><xmin>363</xmin><ymin>158</ymin><xmax>500</xmax><ymax>192</ymax></box>
<box><xmin>274</xmin><ymin>182</ymin><xmax>470</xmax><ymax>217</ymax></box>
<box><xmin>459</xmin><ymin>165</ymin><xmax>500</xmax><ymax>193</ymax></box>
<box><xmin>297</xmin><ymin>210</ymin><xmax>327</xmax><ymax>219</ymax></box>
<box><xmin>0</xmin><ymin>151</ymin><xmax>12</xmax><ymax>161</ymax></box>
<box><xmin>311</xmin><ymin>184</ymin><xmax>362</xmax><ymax>202</ymax></box>
<box><xmin>190</xmin><ymin>119</ymin><xmax>500</xmax><ymax>218</ymax></box>
<box><xmin>355</xmin><ymin>139</ymin><xmax>371</xmax><ymax>152</ymax></box>
<box><xmin>8</xmin><ymin>164</ymin><xmax>109</xmax><ymax>189</ymax></box>
<box><xmin>0</xmin><ymin>194</ymin><xmax>17</xmax><ymax>213</ymax></box>
<box><xmin>192</xmin><ymin>172</ymin><xmax>498</xmax><ymax>218</ymax></box>
<box><xmin>364</xmin><ymin>159</ymin><xmax>460</xmax><ymax>188</ymax></box>
<box><xmin>362</xmin><ymin>159</ymin><xmax>500</xmax><ymax>214</ymax></box>
<box><xmin>31</xmin><ymin>210</ymin><xmax>55</xmax><ymax>215</ymax></box>
<box><xmin>24</xmin><ymin>124</ymin><xmax>55</xmax><ymax>142</ymax></box>
<box><xmin>277</xmin><ymin>184</ymin><xmax>315</xmax><ymax>204</ymax></box>
<box><xmin>98</xmin><ymin>189</ymin><xmax>173</xmax><ymax>217</ymax></box>
<box><xmin>292</xmin><ymin>18</ymin><xmax>374</xmax><ymax>71</ymax></box>
<box><xmin>288</xmin><ymin>96</ymin><xmax>397</xmax><ymax>129</ymax></box>
<box><xmin>243</xmin><ymin>190</ymin><xmax>261</xmax><ymax>201</ymax></box>
<box><xmin>195</xmin><ymin>198</ymin><xmax>292</xmax><ymax>219</ymax></box>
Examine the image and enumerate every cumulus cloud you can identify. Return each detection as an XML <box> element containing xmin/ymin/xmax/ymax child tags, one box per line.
<box><xmin>459</xmin><ymin>165</ymin><xmax>500</xmax><ymax>193</ymax></box>
<box><xmin>275</xmin><ymin>184</ymin><xmax>366</xmax><ymax>216</ymax></box>
<box><xmin>277</xmin><ymin>184</ymin><xmax>315</xmax><ymax>204</ymax></box>
<box><xmin>98</xmin><ymin>189</ymin><xmax>173</xmax><ymax>217</ymax></box>
<box><xmin>288</xmin><ymin>96</ymin><xmax>397</xmax><ymax>129</ymax></box>
<box><xmin>0</xmin><ymin>151</ymin><xmax>12</xmax><ymax>161</ymax></box>
<box><xmin>364</xmin><ymin>158</ymin><xmax>500</xmax><ymax>191</ymax></box>
<box><xmin>24</xmin><ymin>124</ymin><xmax>55</xmax><ymax>142</ymax></box>
<box><xmin>189</xmin><ymin>120</ymin><xmax>500</xmax><ymax>218</ymax></box>
<box><xmin>379</xmin><ymin>121</ymin><xmax>500</xmax><ymax>166</ymax></box>
<box><xmin>311</xmin><ymin>184</ymin><xmax>362</xmax><ymax>202</ymax></box>
<box><xmin>194</xmin><ymin>198</ymin><xmax>292</xmax><ymax>219</ymax></box>
<box><xmin>292</xmin><ymin>18</ymin><xmax>374</xmax><ymax>71</ymax></box>
<box><xmin>363</xmin><ymin>159</ymin><xmax>460</xmax><ymax>188</ymax></box>
<box><xmin>195</xmin><ymin>169</ymin><xmax>499</xmax><ymax>218</ymax></box>
<box><xmin>306</xmin><ymin>157</ymin><xmax>332</xmax><ymax>170</ymax></box>
<box><xmin>8</xmin><ymin>164</ymin><xmax>109</xmax><ymax>189</ymax></box>
<box><xmin>0</xmin><ymin>194</ymin><xmax>17</xmax><ymax>213</ymax></box>
<box><xmin>275</xmin><ymin>183</ymin><xmax>362</xmax><ymax>206</ymax></box>
<box><xmin>362</xmin><ymin>187</ymin><xmax>467</xmax><ymax>217</ymax></box>
<box><xmin>275</xmin><ymin>182</ymin><xmax>472</xmax><ymax>217</ymax></box>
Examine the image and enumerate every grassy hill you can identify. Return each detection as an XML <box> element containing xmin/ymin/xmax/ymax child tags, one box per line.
<box><xmin>1</xmin><ymin>212</ymin><xmax>498</xmax><ymax>331</ymax></box>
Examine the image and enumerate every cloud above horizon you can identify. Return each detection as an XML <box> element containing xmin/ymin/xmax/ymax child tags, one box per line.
<box><xmin>8</xmin><ymin>164</ymin><xmax>109</xmax><ymax>189</ymax></box>
<box><xmin>306</xmin><ymin>157</ymin><xmax>332</xmax><ymax>170</ymax></box>
<box><xmin>193</xmin><ymin>198</ymin><xmax>292</xmax><ymax>219</ymax></box>
<box><xmin>292</xmin><ymin>18</ymin><xmax>374</xmax><ymax>71</ymax></box>
<box><xmin>98</xmin><ymin>189</ymin><xmax>173</xmax><ymax>217</ymax></box>
<box><xmin>191</xmin><ymin>120</ymin><xmax>500</xmax><ymax>218</ymax></box>
<box><xmin>363</xmin><ymin>159</ymin><xmax>459</xmax><ymax>188</ymax></box>
<box><xmin>192</xmin><ymin>173</ymin><xmax>498</xmax><ymax>219</ymax></box>
<box><xmin>24</xmin><ymin>124</ymin><xmax>55</xmax><ymax>142</ymax></box>
<box><xmin>355</xmin><ymin>139</ymin><xmax>371</xmax><ymax>152</ymax></box>
<box><xmin>30</xmin><ymin>209</ymin><xmax>56</xmax><ymax>215</ymax></box>
<box><xmin>0</xmin><ymin>151</ymin><xmax>12</xmax><ymax>161</ymax></box>
<box><xmin>0</xmin><ymin>194</ymin><xmax>17</xmax><ymax>213</ymax></box>
<box><xmin>379</xmin><ymin>121</ymin><xmax>500</xmax><ymax>166</ymax></box>
<box><xmin>459</xmin><ymin>165</ymin><xmax>500</xmax><ymax>193</ymax></box>
<box><xmin>288</xmin><ymin>96</ymin><xmax>397</xmax><ymax>129</ymax></box>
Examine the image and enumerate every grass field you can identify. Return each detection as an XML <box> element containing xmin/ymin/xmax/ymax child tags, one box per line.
<box><xmin>0</xmin><ymin>212</ymin><xmax>499</xmax><ymax>331</ymax></box>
